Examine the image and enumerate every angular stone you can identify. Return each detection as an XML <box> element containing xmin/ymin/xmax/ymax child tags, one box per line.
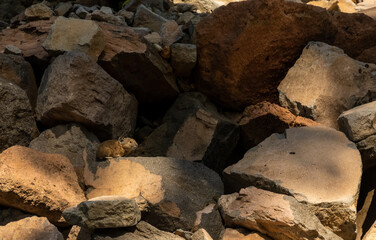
<box><xmin>219</xmin><ymin>187</ymin><xmax>342</xmax><ymax>240</ymax></box>
<box><xmin>43</xmin><ymin>17</ymin><xmax>105</xmax><ymax>60</ymax></box>
<box><xmin>224</xmin><ymin>126</ymin><xmax>362</xmax><ymax>240</ymax></box>
<box><xmin>193</xmin><ymin>204</ymin><xmax>224</xmax><ymax>240</ymax></box>
<box><xmin>171</xmin><ymin>43</ymin><xmax>197</xmax><ymax>77</ymax></box>
<box><xmin>29</xmin><ymin>124</ymin><xmax>100</xmax><ymax>189</ymax></box>
<box><xmin>357</xmin><ymin>135</ymin><xmax>376</xmax><ymax>171</ymax></box>
<box><xmin>54</xmin><ymin>2</ymin><xmax>72</xmax><ymax>16</ymax></box>
<box><xmin>220</xmin><ymin>228</ymin><xmax>272</xmax><ymax>240</ymax></box>
<box><xmin>133</xmin><ymin>5</ymin><xmax>168</xmax><ymax>32</ymax></box>
<box><xmin>4</xmin><ymin>45</ymin><xmax>22</xmax><ymax>55</ymax></box>
<box><xmin>91</xmin><ymin>10</ymin><xmax>126</xmax><ymax>26</ymax></box>
<box><xmin>36</xmin><ymin>51</ymin><xmax>138</xmax><ymax>140</ymax></box>
<box><xmin>173</xmin><ymin>0</ymin><xmax>221</xmax><ymax>13</ymax></box>
<box><xmin>85</xmin><ymin>157</ymin><xmax>223</xmax><ymax>232</ymax></box>
<box><xmin>0</xmin><ymin>216</ymin><xmax>63</xmax><ymax>240</ymax></box>
<box><xmin>191</xmin><ymin>229</ymin><xmax>213</xmax><ymax>240</ymax></box>
<box><xmin>160</xmin><ymin>21</ymin><xmax>184</xmax><ymax>46</ymax></box>
<box><xmin>338</xmin><ymin>101</ymin><xmax>376</xmax><ymax>142</ymax></box>
<box><xmin>239</xmin><ymin>101</ymin><xmax>320</xmax><ymax>149</ymax></box>
<box><xmin>25</xmin><ymin>3</ymin><xmax>54</xmax><ymax>20</ymax></box>
<box><xmin>196</xmin><ymin>0</ymin><xmax>376</xmax><ymax>110</ymax></box>
<box><xmin>0</xmin><ymin>146</ymin><xmax>86</xmax><ymax>224</ymax></box>
<box><xmin>307</xmin><ymin>0</ymin><xmax>356</xmax><ymax>13</ymax></box>
<box><xmin>122</xmin><ymin>0</ymin><xmax>166</xmax><ymax>12</ymax></box>
<box><xmin>279</xmin><ymin>42</ymin><xmax>376</xmax><ymax>129</ymax></box>
<box><xmin>100</xmin><ymin>6</ymin><xmax>113</xmax><ymax>15</ymax></box>
<box><xmin>0</xmin><ymin>78</ymin><xmax>38</xmax><ymax>152</ymax></box>
<box><xmin>63</xmin><ymin>196</ymin><xmax>141</xmax><ymax>229</ymax></box>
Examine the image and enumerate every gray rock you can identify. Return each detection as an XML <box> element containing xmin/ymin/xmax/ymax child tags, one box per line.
<box><xmin>76</xmin><ymin>6</ymin><xmax>89</xmax><ymax>18</ymax></box>
<box><xmin>91</xmin><ymin>10</ymin><xmax>126</xmax><ymax>26</ymax></box>
<box><xmin>133</xmin><ymin>5</ymin><xmax>168</xmax><ymax>32</ymax></box>
<box><xmin>171</xmin><ymin>43</ymin><xmax>197</xmax><ymax>77</ymax></box>
<box><xmin>193</xmin><ymin>204</ymin><xmax>223</xmax><ymax>240</ymax></box>
<box><xmin>191</xmin><ymin>229</ymin><xmax>213</xmax><ymax>240</ymax></box>
<box><xmin>176</xmin><ymin>11</ymin><xmax>195</xmax><ymax>25</ymax></box>
<box><xmin>160</xmin><ymin>20</ymin><xmax>184</xmax><ymax>46</ymax></box>
<box><xmin>54</xmin><ymin>2</ymin><xmax>72</xmax><ymax>16</ymax></box>
<box><xmin>122</xmin><ymin>0</ymin><xmax>166</xmax><ymax>13</ymax></box>
<box><xmin>63</xmin><ymin>196</ymin><xmax>141</xmax><ymax>229</ymax></box>
<box><xmin>25</xmin><ymin>3</ymin><xmax>54</xmax><ymax>20</ymax></box>
<box><xmin>100</xmin><ymin>6</ymin><xmax>113</xmax><ymax>14</ymax></box>
<box><xmin>36</xmin><ymin>51</ymin><xmax>138</xmax><ymax>141</ymax></box>
<box><xmin>0</xmin><ymin>207</ymin><xmax>33</xmax><ymax>226</ymax></box>
<box><xmin>4</xmin><ymin>45</ymin><xmax>22</xmax><ymax>55</ymax></box>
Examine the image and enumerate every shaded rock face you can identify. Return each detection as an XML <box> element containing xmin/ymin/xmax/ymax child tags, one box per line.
<box><xmin>85</xmin><ymin>157</ymin><xmax>223</xmax><ymax>232</ymax></box>
<box><xmin>196</xmin><ymin>0</ymin><xmax>376</xmax><ymax>110</ymax></box>
<box><xmin>0</xmin><ymin>216</ymin><xmax>63</xmax><ymax>240</ymax></box>
<box><xmin>358</xmin><ymin>135</ymin><xmax>376</xmax><ymax>171</ymax></box>
<box><xmin>36</xmin><ymin>51</ymin><xmax>138</xmax><ymax>140</ymax></box>
<box><xmin>218</xmin><ymin>187</ymin><xmax>342</xmax><ymax>240</ymax></box>
<box><xmin>279</xmin><ymin>42</ymin><xmax>376</xmax><ymax>129</ymax></box>
<box><xmin>193</xmin><ymin>204</ymin><xmax>224</xmax><ymax>240</ymax></box>
<box><xmin>133</xmin><ymin>5</ymin><xmax>168</xmax><ymax>32</ymax></box>
<box><xmin>29</xmin><ymin>124</ymin><xmax>100</xmax><ymax>189</ymax></box>
<box><xmin>0</xmin><ymin>78</ymin><xmax>39</xmax><ymax>152</ymax></box>
<box><xmin>224</xmin><ymin>126</ymin><xmax>362</xmax><ymax>240</ymax></box>
<box><xmin>0</xmin><ymin>146</ymin><xmax>86</xmax><ymax>224</ymax></box>
<box><xmin>0</xmin><ymin>207</ymin><xmax>33</xmax><ymax>226</ymax></box>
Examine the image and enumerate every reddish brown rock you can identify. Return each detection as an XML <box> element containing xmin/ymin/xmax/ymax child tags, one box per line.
<box><xmin>195</xmin><ymin>0</ymin><xmax>376</xmax><ymax>110</ymax></box>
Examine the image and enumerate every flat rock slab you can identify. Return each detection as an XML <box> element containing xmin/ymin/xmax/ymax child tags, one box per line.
<box><xmin>224</xmin><ymin>126</ymin><xmax>362</xmax><ymax>240</ymax></box>
<box><xmin>218</xmin><ymin>187</ymin><xmax>342</xmax><ymax>240</ymax></box>
<box><xmin>279</xmin><ymin>41</ymin><xmax>376</xmax><ymax>129</ymax></box>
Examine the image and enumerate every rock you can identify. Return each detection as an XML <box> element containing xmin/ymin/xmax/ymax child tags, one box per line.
<box><xmin>195</xmin><ymin>0</ymin><xmax>376</xmax><ymax>110</ymax></box>
<box><xmin>63</xmin><ymin>196</ymin><xmax>141</xmax><ymax>229</ymax></box>
<box><xmin>91</xmin><ymin>10</ymin><xmax>126</xmax><ymax>26</ymax></box>
<box><xmin>29</xmin><ymin>124</ymin><xmax>100</xmax><ymax>189</ymax></box>
<box><xmin>218</xmin><ymin>187</ymin><xmax>342</xmax><ymax>240</ymax></box>
<box><xmin>133</xmin><ymin>5</ymin><xmax>168</xmax><ymax>32</ymax></box>
<box><xmin>307</xmin><ymin>0</ymin><xmax>356</xmax><ymax>12</ymax></box>
<box><xmin>174</xmin><ymin>3</ymin><xmax>198</xmax><ymax>12</ymax></box>
<box><xmin>43</xmin><ymin>17</ymin><xmax>105</xmax><ymax>61</ymax></box>
<box><xmin>239</xmin><ymin>101</ymin><xmax>320</xmax><ymax>149</ymax></box>
<box><xmin>223</xmin><ymin>126</ymin><xmax>362</xmax><ymax>240</ymax></box>
<box><xmin>0</xmin><ymin>216</ymin><xmax>64</xmax><ymax>240</ymax></box>
<box><xmin>191</xmin><ymin>229</ymin><xmax>213</xmax><ymax>240</ymax></box>
<box><xmin>133</xmin><ymin>92</ymin><xmax>239</xmax><ymax>172</ymax></box>
<box><xmin>144</xmin><ymin>32</ymin><xmax>162</xmax><ymax>45</ymax></box>
<box><xmin>0</xmin><ymin>207</ymin><xmax>33</xmax><ymax>226</ymax></box>
<box><xmin>160</xmin><ymin>20</ymin><xmax>184</xmax><ymax>46</ymax></box>
<box><xmin>279</xmin><ymin>41</ymin><xmax>376</xmax><ymax>129</ymax></box>
<box><xmin>0</xmin><ymin>78</ymin><xmax>38</xmax><ymax>152</ymax></box>
<box><xmin>4</xmin><ymin>45</ymin><xmax>22</xmax><ymax>55</ymax></box>
<box><xmin>171</xmin><ymin>43</ymin><xmax>197</xmax><ymax>77</ymax></box>
<box><xmin>176</xmin><ymin>11</ymin><xmax>195</xmax><ymax>26</ymax></box>
<box><xmin>93</xmin><ymin>221</ymin><xmax>185</xmax><ymax>240</ymax></box>
<box><xmin>54</xmin><ymin>2</ymin><xmax>72</xmax><ymax>16</ymax></box>
<box><xmin>76</xmin><ymin>6</ymin><xmax>89</xmax><ymax>18</ymax></box>
<box><xmin>0</xmin><ymin>146</ymin><xmax>86</xmax><ymax>224</ymax></box>
<box><xmin>357</xmin><ymin>135</ymin><xmax>376</xmax><ymax>170</ymax></box>
<box><xmin>338</xmin><ymin>101</ymin><xmax>376</xmax><ymax>142</ymax></box>
<box><xmin>193</xmin><ymin>204</ymin><xmax>224</xmax><ymax>240</ymax></box>
<box><xmin>117</xmin><ymin>9</ymin><xmax>134</xmax><ymax>25</ymax></box>
<box><xmin>85</xmin><ymin>157</ymin><xmax>223</xmax><ymax>232</ymax></box>
<box><xmin>36</xmin><ymin>51</ymin><xmax>138</xmax><ymax>141</ymax></box>
<box><xmin>173</xmin><ymin>0</ymin><xmax>221</xmax><ymax>13</ymax></box>
<box><xmin>220</xmin><ymin>228</ymin><xmax>272</xmax><ymax>240</ymax></box>
<box><xmin>0</xmin><ymin>53</ymin><xmax>38</xmax><ymax>108</ymax></box>
<box><xmin>25</xmin><ymin>3</ymin><xmax>54</xmax><ymax>20</ymax></box>
<box><xmin>100</xmin><ymin>6</ymin><xmax>113</xmax><ymax>15</ymax></box>
<box><xmin>98</xmin><ymin>22</ymin><xmax>178</xmax><ymax>113</ymax></box>
<box><xmin>66</xmin><ymin>225</ymin><xmax>93</xmax><ymax>240</ymax></box>
<box><xmin>122</xmin><ymin>0</ymin><xmax>166</xmax><ymax>13</ymax></box>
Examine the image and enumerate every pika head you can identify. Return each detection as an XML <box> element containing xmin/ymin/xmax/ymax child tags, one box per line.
<box><xmin>119</xmin><ymin>137</ymin><xmax>138</xmax><ymax>152</ymax></box>
<box><xmin>96</xmin><ymin>137</ymin><xmax>138</xmax><ymax>160</ymax></box>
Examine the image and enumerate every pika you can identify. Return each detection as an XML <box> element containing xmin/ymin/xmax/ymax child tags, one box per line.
<box><xmin>96</xmin><ymin>137</ymin><xmax>138</xmax><ymax>160</ymax></box>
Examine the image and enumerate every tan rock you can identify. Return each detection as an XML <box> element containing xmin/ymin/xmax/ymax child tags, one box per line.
<box><xmin>220</xmin><ymin>228</ymin><xmax>271</xmax><ymax>240</ymax></box>
<box><xmin>307</xmin><ymin>0</ymin><xmax>356</xmax><ymax>12</ymax></box>
<box><xmin>191</xmin><ymin>229</ymin><xmax>213</xmax><ymax>240</ymax></box>
<box><xmin>0</xmin><ymin>146</ymin><xmax>86</xmax><ymax>224</ymax></box>
<box><xmin>25</xmin><ymin>3</ymin><xmax>54</xmax><ymax>20</ymax></box>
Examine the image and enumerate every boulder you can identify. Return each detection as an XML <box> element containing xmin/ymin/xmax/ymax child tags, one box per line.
<box><xmin>279</xmin><ymin>42</ymin><xmax>376</xmax><ymax>129</ymax></box>
<box><xmin>171</xmin><ymin>43</ymin><xmax>197</xmax><ymax>77</ymax></box>
<box><xmin>223</xmin><ymin>126</ymin><xmax>362</xmax><ymax>240</ymax></box>
<box><xmin>218</xmin><ymin>187</ymin><xmax>342</xmax><ymax>240</ymax></box>
<box><xmin>36</xmin><ymin>51</ymin><xmax>138</xmax><ymax>141</ymax></box>
<box><xmin>0</xmin><ymin>146</ymin><xmax>86</xmax><ymax>224</ymax></box>
<box><xmin>98</xmin><ymin>22</ymin><xmax>178</xmax><ymax>113</ymax></box>
<box><xmin>0</xmin><ymin>78</ymin><xmax>38</xmax><ymax>152</ymax></box>
<box><xmin>220</xmin><ymin>228</ymin><xmax>272</xmax><ymax>240</ymax></box>
<box><xmin>29</xmin><ymin>124</ymin><xmax>100</xmax><ymax>189</ymax></box>
<box><xmin>357</xmin><ymin>135</ymin><xmax>376</xmax><ymax>171</ymax></box>
<box><xmin>0</xmin><ymin>216</ymin><xmax>63</xmax><ymax>240</ymax></box>
<box><xmin>0</xmin><ymin>53</ymin><xmax>38</xmax><ymax>108</ymax></box>
<box><xmin>195</xmin><ymin>0</ymin><xmax>376</xmax><ymax>110</ymax></box>
<box><xmin>84</xmin><ymin>157</ymin><xmax>223</xmax><ymax>232</ymax></box>
<box><xmin>133</xmin><ymin>92</ymin><xmax>239</xmax><ymax>172</ymax></box>
<box><xmin>133</xmin><ymin>5</ymin><xmax>168</xmax><ymax>32</ymax></box>
<box><xmin>25</xmin><ymin>3</ymin><xmax>54</xmax><ymax>20</ymax></box>
<box><xmin>338</xmin><ymin>101</ymin><xmax>376</xmax><ymax>142</ymax></box>
<box><xmin>63</xmin><ymin>196</ymin><xmax>141</xmax><ymax>229</ymax></box>
<box><xmin>43</xmin><ymin>17</ymin><xmax>105</xmax><ymax>60</ymax></box>
<box><xmin>239</xmin><ymin>101</ymin><xmax>320</xmax><ymax>149</ymax></box>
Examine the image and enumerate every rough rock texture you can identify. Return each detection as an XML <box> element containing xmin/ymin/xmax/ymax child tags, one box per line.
<box><xmin>0</xmin><ymin>216</ymin><xmax>63</xmax><ymax>240</ymax></box>
<box><xmin>133</xmin><ymin>5</ymin><xmax>168</xmax><ymax>32</ymax></box>
<box><xmin>43</xmin><ymin>17</ymin><xmax>105</xmax><ymax>60</ymax></box>
<box><xmin>171</xmin><ymin>43</ymin><xmax>197</xmax><ymax>77</ymax></box>
<box><xmin>63</xmin><ymin>196</ymin><xmax>141</xmax><ymax>229</ymax></box>
<box><xmin>93</xmin><ymin>221</ymin><xmax>185</xmax><ymax>240</ymax></box>
<box><xmin>0</xmin><ymin>146</ymin><xmax>86</xmax><ymax>224</ymax></box>
<box><xmin>338</xmin><ymin>101</ymin><xmax>376</xmax><ymax>142</ymax></box>
<box><xmin>98</xmin><ymin>22</ymin><xmax>179</xmax><ymax>113</ymax></box>
<box><xmin>85</xmin><ymin>157</ymin><xmax>223</xmax><ymax>232</ymax></box>
<box><xmin>220</xmin><ymin>228</ymin><xmax>272</xmax><ymax>240</ymax></box>
<box><xmin>218</xmin><ymin>187</ymin><xmax>342</xmax><ymax>240</ymax></box>
<box><xmin>357</xmin><ymin>135</ymin><xmax>376</xmax><ymax>171</ymax></box>
<box><xmin>193</xmin><ymin>203</ymin><xmax>224</xmax><ymax>240</ymax></box>
<box><xmin>91</xmin><ymin>10</ymin><xmax>126</xmax><ymax>26</ymax></box>
<box><xmin>36</xmin><ymin>51</ymin><xmax>138</xmax><ymax>140</ymax></box>
<box><xmin>191</xmin><ymin>229</ymin><xmax>213</xmax><ymax>240</ymax></box>
<box><xmin>0</xmin><ymin>53</ymin><xmax>38</xmax><ymax>108</ymax></box>
<box><xmin>239</xmin><ymin>101</ymin><xmax>320</xmax><ymax>149</ymax></box>
<box><xmin>29</xmin><ymin>124</ymin><xmax>100</xmax><ymax>188</ymax></box>
<box><xmin>224</xmin><ymin>126</ymin><xmax>362</xmax><ymax>240</ymax></box>
<box><xmin>196</xmin><ymin>0</ymin><xmax>376</xmax><ymax>110</ymax></box>
<box><xmin>0</xmin><ymin>78</ymin><xmax>39</xmax><ymax>152</ymax></box>
<box><xmin>25</xmin><ymin>3</ymin><xmax>54</xmax><ymax>20</ymax></box>
<box><xmin>279</xmin><ymin>42</ymin><xmax>376</xmax><ymax>129</ymax></box>
<box><xmin>133</xmin><ymin>92</ymin><xmax>239</xmax><ymax>172</ymax></box>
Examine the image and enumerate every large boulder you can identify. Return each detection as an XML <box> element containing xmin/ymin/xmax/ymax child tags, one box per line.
<box><xmin>43</xmin><ymin>17</ymin><xmax>105</xmax><ymax>61</ymax></box>
<box><xmin>0</xmin><ymin>146</ymin><xmax>86</xmax><ymax>224</ymax></box>
<box><xmin>29</xmin><ymin>124</ymin><xmax>100</xmax><ymax>189</ymax></box>
<box><xmin>218</xmin><ymin>187</ymin><xmax>342</xmax><ymax>240</ymax></box>
<box><xmin>36</xmin><ymin>51</ymin><xmax>138</xmax><ymax>140</ymax></box>
<box><xmin>0</xmin><ymin>78</ymin><xmax>39</xmax><ymax>152</ymax></box>
<box><xmin>279</xmin><ymin>42</ymin><xmax>376</xmax><ymax>129</ymax></box>
<box><xmin>195</xmin><ymin>0</ymin><xmax>376</xmax><ymax>110</ymax></box>
<box><xmin>84</xmin><ymin>157</ymin><xmax>223</xmax><ymax>232</ymax></box>
<box><xmin>223</xmin><ymin>126</ymin><xmax>362</xmax><ymax>240</ymax></box>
